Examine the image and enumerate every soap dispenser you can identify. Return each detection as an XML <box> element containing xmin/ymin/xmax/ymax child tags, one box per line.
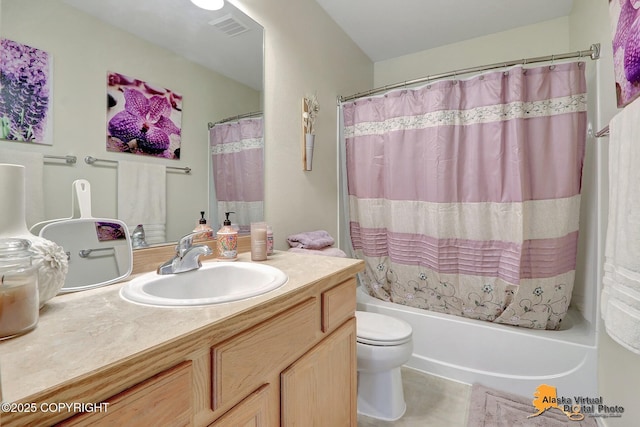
<box><xmin>217</xmin><ymin>212</ymin><xmax>238</xmax><ymax>261</ymax></box>
<box><xmin>193</xmin><ymin>211</ymin><xmax>214</xmax><ymax>239</ymax></box>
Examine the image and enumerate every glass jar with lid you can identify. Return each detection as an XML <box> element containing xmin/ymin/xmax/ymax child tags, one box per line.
<box><xmin>0</xmin><ymin>238</ymin><xmax>39</xmax><ymax>340</ymax></box>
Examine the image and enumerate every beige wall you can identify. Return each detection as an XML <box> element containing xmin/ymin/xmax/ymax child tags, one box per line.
<box><xmin>0</xmin><ymin>0</ymin><xmax>260</xmax><ymax>242</ymax></box>
<box><xmin>374</xmin><ymin>17</ymin><xmax>570</xmax><ymax>87</ymax></box>
<box><xmin>570</xmin><ymin>1</ymin><xmax>640</xmax><ymax>427</ymax></box>
<box><xmin>231</xmin><ymin>0</ymin><xmax>373</xmax><ymax>249</ymax></box>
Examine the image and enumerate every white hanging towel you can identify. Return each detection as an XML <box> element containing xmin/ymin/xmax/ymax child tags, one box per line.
<box><xmin>601</xmin><ymin>97</ymin><xmax>640</xmax><ymax>355</ymax></box>
<box><xmin>0</xmin><ymin>148</ymin><xmax>44</xmax><ymax>227</ymax></box>
<box><xmin>117</xmin><ymin>160</ymin><xmax>166</xmax><ymax>244</ymax></box>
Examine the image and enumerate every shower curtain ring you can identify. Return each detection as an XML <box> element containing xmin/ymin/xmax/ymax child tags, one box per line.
<box><xmin>550</xmin><ymin>54</ymin><xmax>556</xmax><ymax>70</ymax></box>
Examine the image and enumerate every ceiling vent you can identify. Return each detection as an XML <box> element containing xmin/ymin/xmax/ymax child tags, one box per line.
<box><xmin>209</xmin><ymin>14</ymin><xmax>249</xmax><ymax>37</ymax></box>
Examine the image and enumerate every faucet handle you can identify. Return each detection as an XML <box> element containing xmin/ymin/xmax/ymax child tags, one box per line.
<box><xmin>176</xmin><ymin>231</ymin><xmax>207</xmax><ymax>257</ymax></box>
<box><xmin>177</xmin><ymin>236</ymin><xmax>192</xmax><ymax>257</ymax></box>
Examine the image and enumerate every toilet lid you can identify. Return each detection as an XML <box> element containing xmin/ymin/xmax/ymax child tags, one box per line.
<box><xmin>355</xmin><ymin>311</ymin><xmax>412</xmax><ymax>346</ymax></box>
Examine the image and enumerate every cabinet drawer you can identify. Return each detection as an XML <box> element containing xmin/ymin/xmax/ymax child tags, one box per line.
<box><xmin>211</xmin><ymin>298</ymin><xmax>320</xmax><ymax>410</ymax></box>
<box><xmin>321</xmin><ymin>278</ymin><xmax>356</xmax><ymax>332</ymax></box>
<box><xmin>59</xmin><ymin>361</ymin><xmax>192</xmax><ymax>426</ymax></box>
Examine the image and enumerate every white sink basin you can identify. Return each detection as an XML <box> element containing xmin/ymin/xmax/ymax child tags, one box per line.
<box><xmin>120</xmin><ymin>262</ymin><xmax>288</xmax><ymax>307</ymax></box>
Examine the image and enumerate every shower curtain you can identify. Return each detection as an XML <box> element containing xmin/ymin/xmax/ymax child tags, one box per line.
<box><xmin>341</xmin><ymin>62</ymin><xmax>587</xmax><ymax>330</ymax></box>
<box><xmin>210</xmin><ymin>116</ymin><xmax>264</xmax><ymax>233</ymax></box>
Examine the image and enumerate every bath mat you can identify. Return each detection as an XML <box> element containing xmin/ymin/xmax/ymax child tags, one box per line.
<box><xmin>466</xmin><ymin>384</ymin><xmax>598</xmax><ymax>427</ymax></box>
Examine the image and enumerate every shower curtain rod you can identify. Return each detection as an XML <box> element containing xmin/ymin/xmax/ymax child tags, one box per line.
<box><xmin>339</xmin><ymin>43</ymin><xmax>601</xmax><ymax>103</ymax></box>
<box><xmin>208</xmin><ymin>110</ymin><xmax>263</xmax><ymax>129</ymax></box>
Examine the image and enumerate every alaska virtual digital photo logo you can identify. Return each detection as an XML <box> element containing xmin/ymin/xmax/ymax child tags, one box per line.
<box><xmin>529</xmin><ymin>384</ymin><xmax>624</xmax><ymax>421</ymax></box>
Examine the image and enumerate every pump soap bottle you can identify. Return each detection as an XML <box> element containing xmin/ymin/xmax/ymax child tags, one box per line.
<box><xmin>193</xmin><ymin>211</ymin><xmax>214</xmax><ymax>240</ymax></box>
<box><xmin>217</xmin><ymin>212</ymin><xmax>238</xmax><ymax>261</ymax></box>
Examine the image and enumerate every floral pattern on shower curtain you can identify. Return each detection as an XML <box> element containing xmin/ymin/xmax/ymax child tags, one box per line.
<box><xmin>342</xmin><ymin>63</ymin><xmax>587</xmax><ymax>330</ymax></box>
<box><xmin>210</xmin><ymin>117</ymin><xmax>264</xmax><ymax>233</ymax></box>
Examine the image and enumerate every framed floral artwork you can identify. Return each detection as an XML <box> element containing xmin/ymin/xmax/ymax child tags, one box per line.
<box><xmin>0</xmin><ymin>38</ymin><xmax>53</xmax><ymax>145</ymax></box>
<box><xmin>95</xmin><ymin>221</ymin><xmax>127</xmax><ymax>242</ymax></box>
<box><xmin>610</xmin><ymin>0</ymin><xmax>640</xmax><ymax>108</ymax></box>
<box><xmin>107</xmin><ymin>71</ymin><xmax>182</xmax><ymax>159</ymax></box>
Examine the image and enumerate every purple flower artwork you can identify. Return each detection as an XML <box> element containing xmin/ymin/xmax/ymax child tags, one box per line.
<box><xmin>95</xmin><ymin>221</ymin><xmax>127</xmax><ymax>242</ymax></box>
<box><xmin>0</xmin><ymin>38</ymin><xmax>52</xmax><ymax>144</ymax></box>
<box><xmin>610</xmin><ymin>0</ymin><xmax>640</xmax><ymax>108</ymax></box>
<box><xmin>107</xmin><ymin>71</ymin><xmax>182</xmax><ymax>159</ymax></box>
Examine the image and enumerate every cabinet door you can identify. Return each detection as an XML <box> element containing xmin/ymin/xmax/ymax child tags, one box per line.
<box><xmin>210</xmin><ymin>384</ymin><xmax>274</xmax><ymax>427</ymax></box>
<box><xmin>281</xmin><ymin>318</ymin><xmax>357</xmax><ymax>426</ymax></box>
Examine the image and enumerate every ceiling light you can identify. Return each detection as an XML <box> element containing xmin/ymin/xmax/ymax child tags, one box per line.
<box><xmin>190</xmin><ymin>0</ymin><xmax>224</xmax><ymax>11</ymax></box>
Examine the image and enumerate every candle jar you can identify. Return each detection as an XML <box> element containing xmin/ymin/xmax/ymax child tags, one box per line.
<box><xmin>0</xmin><ymin>238</ymin><xmax>39</xmax><ymax>340</ymax></box>
<box><xmin>250</xmin><ymin>222</ymin><xmax>268</xmax><ymax>261</ymax></box>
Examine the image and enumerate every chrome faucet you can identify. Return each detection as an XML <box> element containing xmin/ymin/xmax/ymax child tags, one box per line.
<box><xmin>130</xmin><ymin>224</ymin><xmax>149</xmax><ymax>249</ymax></box>
<box><xmin>157</xmin><ymin>231</ymin><xmax>213</xmax><ymax>275</ymax></box>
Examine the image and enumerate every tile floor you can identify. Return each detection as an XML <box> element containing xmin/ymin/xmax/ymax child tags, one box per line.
<box><xmin>357</xmin><ymin>367</ymin><xmax>472</xmax><ymax>427</ymax></box>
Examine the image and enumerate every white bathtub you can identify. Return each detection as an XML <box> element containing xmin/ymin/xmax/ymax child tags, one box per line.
<box><xmin>356</xmin><ymin>286</ymin><xmax>598</xmax><ymax>398</ymax></box>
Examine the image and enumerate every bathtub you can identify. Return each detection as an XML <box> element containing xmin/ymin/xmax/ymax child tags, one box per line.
<box><xmin>356</xmin><ymin>286</ymin><xmax>598</xmax><ymax>398</ymax></box>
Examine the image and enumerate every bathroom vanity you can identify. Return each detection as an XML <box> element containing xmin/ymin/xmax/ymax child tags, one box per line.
<box><xmin>0</xmin><ymin>250</ymin><xmax>364</xmax><ymax>426</ymax></box>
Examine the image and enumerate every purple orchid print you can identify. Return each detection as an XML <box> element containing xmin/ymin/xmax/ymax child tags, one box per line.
<box><xmin>0</xmin><ymin>38</ymin><xmax>51</xmax><ymax>144</ymax></box>
<box><xmin>610</xmin><ymin>0</ymin><xmax>640</xmax><ymax>107</ymax></box>
<box><xmin>95</xmin><ymin>221</ymin><xmax>127</xmax><ymax>241</ymax></box>
<box><xmin>107</xmin><ymin>72</ymin><xmax>182</xmax><ymax>159</ymax></box>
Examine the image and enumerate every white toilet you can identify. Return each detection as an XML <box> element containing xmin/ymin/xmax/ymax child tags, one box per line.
<box><xmin>355</xmin><ymin>310</ymin><xmax>413</xmax><ymax>421</ymax></box>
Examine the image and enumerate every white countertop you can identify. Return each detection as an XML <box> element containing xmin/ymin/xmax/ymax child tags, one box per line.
<box><xmin>0</xmin><ymin>251</ymin><xmax>363</xmax><ymax>403</ymax></box>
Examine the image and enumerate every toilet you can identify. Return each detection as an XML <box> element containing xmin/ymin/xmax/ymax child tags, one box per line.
<box><xmin>355</xmin><ymin>310</ymin><xmax>413</xmax><ymax>421</ymax></box>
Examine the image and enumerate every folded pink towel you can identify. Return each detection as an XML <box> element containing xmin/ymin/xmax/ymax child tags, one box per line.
<box><xmin>288</xmin><ymin>247</ymin><xmax>347</xmax><ymax>258</ymax></box>
<box><xmin>287</xmin><ymin>230</ymin><xmax>335</xmax><ymax>249</ymax></box>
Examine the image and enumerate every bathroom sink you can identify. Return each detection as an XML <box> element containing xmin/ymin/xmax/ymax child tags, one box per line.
<box><xmin>120</xmin><ymin>262</ymin><xmax>288</xmax><ymax>307</ymax></box>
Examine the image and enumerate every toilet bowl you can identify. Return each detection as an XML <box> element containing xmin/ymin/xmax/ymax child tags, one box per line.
<box><xmin>356</xmin><ymin>310</ymin><xmax>413</xmax><ymax>421</ymax></box>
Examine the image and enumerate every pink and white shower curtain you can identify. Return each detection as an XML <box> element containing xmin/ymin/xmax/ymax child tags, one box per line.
<box><xmin>210</xmin><ymin>116</ymin><xmax>264</xmax><ymax>233</ymax></box>
<box><xmin>342</xmin><ymin>62</ymin><xmax>587</xmax><ymax>330</ymax></box>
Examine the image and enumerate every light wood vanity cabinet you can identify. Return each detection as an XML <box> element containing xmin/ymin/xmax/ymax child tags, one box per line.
<box><xmin>0</xmin><ymin>275</ymin><xmax>359</xmax><ymax>427</ymax></box>
<box><xmin>212</xmin><ymin>317</ymin><xmax>357</xmax><ymax>427</ymax></box>
<box><xmin>210</xmin><ymin>277</ymin><xmax>357</xmax><ymax>426</ymax></box>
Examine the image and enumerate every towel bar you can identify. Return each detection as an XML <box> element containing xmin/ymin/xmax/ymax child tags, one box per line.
<box><xmin>44</xmin><ymin>154</ymin><xmax>77</xmax><ymax>164</ymax></box>
<box><xmin>595</xmin><ymin>125</ymin><xmax>609</xmax><ymax>138</ymax></box>
<box><xmin>84</xmin><ymin>156</ymin><xmax>191</xmax><ymax>174</ymax></box>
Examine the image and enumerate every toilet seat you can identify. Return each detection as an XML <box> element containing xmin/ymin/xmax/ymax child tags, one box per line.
<box><xmin>356</xmin><ymin>311</ymin><xmax>412</xmax><ymax>346</ymax></box>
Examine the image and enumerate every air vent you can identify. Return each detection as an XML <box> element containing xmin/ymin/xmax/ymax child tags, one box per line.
<box><xmin>208</xmin><ymin>14</ymin><xmax>249</xmax><ymax>37</ymax></box>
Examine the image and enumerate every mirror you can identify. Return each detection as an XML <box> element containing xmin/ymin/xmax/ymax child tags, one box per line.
<box><xmin>0</xmin><ymin>0</ymin><xmax>264</xmax><ymax>244</ymax></box>
<box><xmin>209</xmin><ymin>113</ymin><xmax>264</xmax><ymax>233</ymax></box>
<box><xmin>40</xmin><ymin>218</ymin><xmax>133</xmax><ymax>292</ymax></box>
